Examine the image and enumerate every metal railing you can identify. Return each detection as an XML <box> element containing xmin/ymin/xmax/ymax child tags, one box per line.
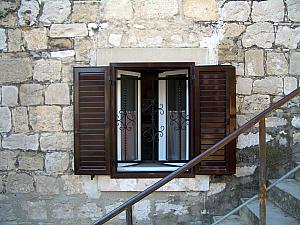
<box><xmin>92</xmin><ymin>87</ymin><xmax>300</xmax><ymax>225</ymax></box>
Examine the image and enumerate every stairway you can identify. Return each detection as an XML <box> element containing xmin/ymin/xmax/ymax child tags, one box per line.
<box><xmin>213</xmin><ymin>164</ymin><xmax>300</xmax><ymax>225</ymax></box>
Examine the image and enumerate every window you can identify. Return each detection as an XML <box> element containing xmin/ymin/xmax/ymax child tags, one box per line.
<box><xmin>74</xmin><ymin>63</ymin><xmax>236</xmax><ymax>178</ymax></box>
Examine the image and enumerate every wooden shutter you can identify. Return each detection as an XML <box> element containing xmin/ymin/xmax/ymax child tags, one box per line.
<box><xmin>194</xmin><ymin>66</ymin><xmax>236</xmax><ymax>174</ymax></box>
<box><xmin>74</xmin><ymin>67</ymin><xmax>110</xmax><ymax>175</ymax></box>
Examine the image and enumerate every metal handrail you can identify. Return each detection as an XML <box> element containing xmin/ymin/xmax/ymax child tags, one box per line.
<box><xmin>92</xmin><ymin>87</ymin><xmax>300</xmax><ymax>225</ymax></box>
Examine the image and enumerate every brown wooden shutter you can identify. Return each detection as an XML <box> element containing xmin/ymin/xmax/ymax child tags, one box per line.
<box><xmin>194</xmin><ymin>66</ymin><xmax>236</xmax><ymax>174</ymax></box>
<box><xmin>74</xmin><ymin>67</ymin><xmax>111</xmax><ymax>175</ymax></box>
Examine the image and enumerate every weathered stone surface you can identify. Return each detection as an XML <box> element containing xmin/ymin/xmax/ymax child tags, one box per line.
<box><xmin>183</xmin><ymin>0</ymin><xmax>216</xmax><ymax>21</ymax></box>
<box><xmin>45</xmin><ymin>83</ymin><xmax>70</xmax><ymax>105</ymax></box>
<box><xmin>21</xmin><ymin>200</ymin><xmax>47</xmax><ymax>220</ymax></box>
<box><xmin>78</xmin><ymin>202</ymin><xmax>103</xmax><ymax>219</ymax></box>
<box><xmin>240</xmin><ymin>94</ymin><xmax>270</xmax><ymax>114</ymax></box>
<box><xmin>266</xmin><ymin>52</ymin><xmax>288</xmax><ymax>75</ymax></box>
<box><xmin>2</xmin><ymin>134</ymin><xmax>39</xmax><ymax>150</ymax></box>
<box><xmin>242</xmin><ymin>22</ymin><xmax>274</xmax><ymax>48</ymax></box>
<box><xmin>286</xmin><ymin>0</ymin><xmax>300</xmax><ymax>22</ymax></box>
<box><xmin>18</xmin><ymin>0</ymin><xmax>39</xmax><ymax>26</ymax></box>
<box><xmin>33</xmin><ymin>59</ymin><xmax>61</xmax><ymax>82</ymax></box>
<box><xmin>245</xmin><ymin>49</ymin><xmax>264</xmax><ymax>77</ymax></box>
<box><xmin>2</xmin><ymin>86</ymin><xmax>18</xmax><ymax>106</ymax></box>
<box><xmin>51</xmin><ymin>50</ymin><xmax>75</xmax><ymax>58</ymax></box>
<box><xmin>50</xmin><ymin>201</ymin><xmax>75</xmax><ymax>219</ymax></box>
<box><xmin>235</xmin><ymin>165</ymin><xmax>257</xmax><ymax>177</ymax></box>
<box><xmin>12</xmin><ymin>107</ymin><xmax>29</xmax><ymax>132</ymax></box>
<box><xmin>0</xmin><ymin>175</ymin><xmax>3</xmax><ymax>192</ymax></box>
<box><xmin>7</xmin><ymin>29</ymin><xmax>22</xmax><ymax>52</ymax></box>
<box><xmin>19</xmin><ymin>84</ymin><xmax>44</xmax><ymax>106</ymax></box>
<box><xmin>40</xmin><ymin>0</ymin><xmax>71</xmax><ymax>24</ymax></box>
<box><xmin>284</xmin><ymin>77</ymin><xmax>298</xmax><ymax>95</ymax></box>
<box><xmin>62</xmin><ymin>106</ymin><xmax>73</xmax><ymax>131</ymax></box>
<box><xmin>236</xmin><ymin>77</ymin><xmax>252</xmax><ymax>95</ymax></box>
<box><xmin>71</xmin><ymin>2</ymin><xmax>99</xmax><ymax>22</ymax></box>
<box><xmin>134</xmin><ymin>200</ymin><xmax>151</xmax><ymax>221</ymax></box>
<box><xmin>29</xmin><ymin>106</ymin><xmax>61</xmax><ymax>132</ymax></box>
<box><xmin>49</xmin><ymin>38</ymin><xmax>72</xmax><ymax>50</ymax></box>
<box><xmin>0</xmin><ymin>28</ymin><xmax>6</xmax><ymax>50</ymax></box>
<box><xmin>0</xmin><ymin>57</ymin><xmax>32</xmax><ymax>83</ymax></box>
<box><xmin>222</xmin><ymin>1</ymin><xmax>250</xmax><ymax>22</ymax></box>
<box><xmin>0</xmin><ymin>12</ymin><xmax>18</xmax><ymax>27</ymax></box>
<box><xmin>155</xmin><ymin>201</ymin><xmax>188</xmax><ymax>215</ymax></box>
<box><xmin>0</xmin><ymin>150</ymin><xmax>17</xmax><ymax>170</ymax></box>
<box><xmin>252</xmin><ymin>0</ymin><xmax>284</xmax><ymax>22</ymax></box>
<box><xmin>45</xmin><ymin>152</ymin><xmax>69</xmax><ymax>173</ymax></box>
<box><xmin>265</xmin><ymin>117</ymin><xmax>287</xmax><ymax>127</ymax></box>
<box><xmin>18</xmin><ymin>152</ymin><xmax>43</xmax><ymax>171</ymax></box>
<box><xmin>40</xmin><ymin>132</ymin><xmax>73</xmax><ymax>151</ymax></box>
<box><xmin>290</xmin><ymin>51</ymin><xmax>300</xmax><ymax>75</ymax></box>
<box><xmin>75</xmin><ymin>37</ymin><xmax>92</xmax><ymax>62</ymax></box>
<box><xmin>102</xmin><ymin>0</ymin><xmax>133</xmax><ymax>20</ymax></box>
<box><xmin>294</xmin><ymin>133</ymin><xmax>300</xmax><ymax>143</ymax></box>
<box><xmin>253</xmin><ymin>77</ymin><xmax>283</xmax><ymax>95</ymax></box>
<box><xmin>0</xmin><ymin>107</ymin><xmax>11</xmax><ymax>132</ymax></box>
<box><xmin>0</xmin><ymin>203</ymin><xmax>17</xmax><ymax>221</ymax></box>
<box><xmin>237</xmin><ymin>132</ymin><xmax>273</xmax><ymax>149</ymax></box>
<box><xmin>108</xmin><ymin>33</ymin><xmax>122</xmax><ymax>47</ymax></box>
<box><xmin>61</xmin><ymin>175</ymin><xmax>84</xmax><ymax>195</ymax></box>
<box><xmin>35</xmin><ymin>175</ymin><xmax>59</xmax><ymax>195</ymax></box>
<box><xmin>292</xmin><ymin>116</ymin><xmax>300</xmax><ymax>129</ymax></box>
<box><xmin>50</xmin><ymin>24</ymin><xmax>88</xmax><ymax>38</ymax></box>
<box><xmin>223</xmin><ymin>23</ymin><xmax>245</xmax><ymax>38</ymax></box>
<box><xmin>275</xmin><ymin>26</ymin><xmax>300</xmax><ymax>49</ymax></box>
<box><xmin>23</xmin><ymin>28</ymin><xmax>48</xmax><ymax>50</ymax></box>
<box><xmin>6</xmin><ymin>173</ymin><xmax>34</xmax><ymax>193</ymax></box>
<box><xmin>0</xmin><ymin>0</ymin><xmax>20</xmax><ymax>19</ymax></box>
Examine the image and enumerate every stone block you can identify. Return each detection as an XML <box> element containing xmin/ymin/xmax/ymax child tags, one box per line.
<box><xmin>0</xmin><ymin>150</ymin><xmax>17</xmax><ymax>170</ymax></box>
<box><xmin>0</xmin><ymin>0</ymin><xmax>19</xmax><ymax>19</ymax></box>
<box><xmin>40</xmin><ymin>132</ymin><xmax>73</xmax><ymax>151</ymax></box>
<box><xmin>266</xmin><ymin>52</ymin><xmax>288</xmax><ymax>75</ymax></box>
<box><xmin>0</xmin><ymin>203</ymin><xmax>17</xmax><ymax>222</ymax></box>
<box><xmin>33</xmin><ymin>59</ymin><xmax>61</xmax><ymax>82</ymax></box>
<box><xmin>0</xmin><ymin>28</ymin><xmax>6</xmax><ymax>51</ymax></box>
<box><xmin>275</xmin><ymin>26</ymin><xmax>300</xmax><ymax>49</ymax></box>
<box><xmin>266</xmin><ymin>117</ymin><xmax>287</xmax><ymax>127</ymax></box>
<box><xmin>18</xmin><ymin>0</ymin><xmax>39</xmax><ymax>26</ymax></box>
<box><xmin>242</xmin><ymin>22</ymin><xmax>274</xmax><ymax>48</ymax></box>
<box><xmin>253</xmin><ymin>77</ymin><xmax>283</xmax><ymax>95</ymax></box>
<box><xmin>50</xmin><ymin>24</ymin><xmax>88</xmax><ymax>38</ymax></box>
<box><xmin>2</xmin><ymin>134</ymin><xmax>39</xmax><ymax>150</ymax></box>
<box><xmin>6</xmin><ymin>173</ymin><xmax>34</xmax><ymax>193</ymax></box>
<box><xmin>236</xmin><ymin>77</ymin><xmax>252</xmax><ymax>95</ymax></box>
<box><xmin>286</xmin><ymin>0</ymin><xmax>300</xmax><ymax>22</ymax></box>
<box><xmin>0</xmin><ymin>57</ymin><xmax>32</xmax><ymax>83</ymax></box>
<box><xmin>2</xmin><ymin>86</ymin><xmax>18</xmax><ymax>106</ymax></box>
<box><xmin>222</xmin><ymin>1</ymin><xmax>250</xmax><ymax>22</ymax></box>
<box><xmin>240</xmin><ymin>94</ymin><xmax>270</xmax><ymax>114</ymax></box>
<box><xmin>223</xmin><ymin>23</ymin><xmax>245</xmax><ymax>38</ymax></box>
<box><xmin>290</xmin><ymin>51</ymin><xmax>300</xmax><ymax>75</ymax></box>
<box><xmin>19</xmin><ymin>84</ymin><xmax>44</xmax><ymax>106</ymax></box>
<box><xmin>102</xmin><ymin>0</ymin><xmax>133</xmax><ymax>20</ymax></box>
<box><xmin>35</xmin><ymin>175</ymin><xmax>59</xmax><ymax>195</ymax></box>
<box><xmin>292</xmin><ymin>116</ymin><xmax>300</xmax><ymax>129</ymax></box>
<box><xmin>51</xmin><ymin>50</ymin><xmax>75</xmax><ymax>58</ymax></box>
<box><xmin>45</xmin><ymin>152</ymin><xmax>69</xmax><ymax>173</ymax></box>
<box><xmin>23</xmin><ymin>28</ymin><xmax>48</xmax><ymax>50</ymax></box>
<box><xmin>252</xmin><ymin>0</ymin><xmax>284</xmax><ymax>22</ymax></box>
<box><xmin>235</xmin><ymin>166</ymin><xmax>257</xmax><ymax>177</ymax></box>
<box><xmin>29</xmin><ymin>106</ymin><xmax>61</xmax><ymax>132</ymax></box>
<box><xmin>284</xmin><ymin>77</ymin><xmax>298</xmax><ymax>95</ymax></box>
<box><xmin>62</xmin><ymin>106</ymin><xmax>73</xmax><ymax>131</ymax></box>
<box><xmin>75</xmin><ymin>37</ymin><xmax>93</xmax><ymax>62</ymax></box>
<box><xmin>294</xmin><ymin>133</ymin><xmax>300</xmax><ymax>143</ymax></box>
<box><xmin>245</xmin><ymin>49</ymin><xmax>264</xmax><ymax>77</ymax></box>
<box><xmin>49</xmin><ymin>38</ymin><xmax>73</xmax><ymax>50</ymax></box>
<box><xmin>183</xmin><ymin>0</ymin><xmax>217</xmax><ymax>21</ymax></box>
<box><xmin>21</xmin><ymin>200</ymin><xmax>47</xmax><ymax>220</ymax></box>
<box><xmin>50</xmin><ymin>201</ymin><xmax>75</xmax><ymax>219</ymax></box>
<box><xmin>0</xmin><ymin>107</ymin><xmax>11</xmax><ymax>132</ymax></box>
<box><xmin>45</xmin><ymin>83</ymin><xmax>70</xmax><ymax>105</ymax></box>
<box><xmin>61</xmin><ymin>175</ymin><xmax>84</xmax><ymax>195</ymax></box>
<box><xmin>78</xmin><ymin>203</ymin><xmax>102</xmax><ymax>219</ymax></box>
<box><xmin>108</xmin><ymin>33</ymin><xmax>122</xmax><ymax>47</ymax></box>
<box><xmin>40</xmin><ymin>0</ymin><xmax>71</xmax><ymax>24</ymax></box>
<box><xmin>7</xmin><ymin>29</ymin><xmax>22</xmax><ymax>52</ymax></box>
<box><xmin>18</xmin><ymin>152</ymin><xmax>44</xmax><ymax>171</ymax></box>
<box><xmin>237</xmin><ymin>132</ymin><xmax>273</xmax><ymax>149</ymax></box>
<box><xmin>136</xmin><ymin>0</ymin><xmax>179</xmax><ymax>19</ymax></box>
<box><xmin>155</xmin><ymin>201</ymin><xmax>188</xmax><ymax>216</ymax></box>
<box><xmin>71</xmin><ymin>2</ymin><xmax>99</xmax><ymax>22</ymax></box>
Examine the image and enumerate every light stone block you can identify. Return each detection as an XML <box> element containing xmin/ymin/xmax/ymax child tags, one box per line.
<box><xmin>61</xmin><ymin>175</ymin><xmax>84</xmax><ymax>195</ymax></box>
<box><xmin>265</xmin><ymin>117</ymin><xmax>287</xmax><ymax>127</ymax></box>
<box><xmin>0</xmin><ymin>28</ymin><xmax>7</xmax><ymax>51</ymax></box>
<box><xmin>23</xmin><ymin>28</ymin><xmax>48</xmax><ymax>50</ymax></box>
<box><xmin>155</xmin><ymin>201</ymin><xmax>188</xmax><ymax>215</ymax></box>
<box><xmin>71</xmin><ymin>2</ymin><xmax>99</xmax><ymax>22</ymax></box>
<box><xmin>40</xmin><ymin>132</ymin><xmax>73</xmax><ymax>151</ymax></box>
<box><xmin>45</xmin><ymin>152</ymin><xmax>69</xmax><ymax>174</ymax></box>
<box><xmin>275</xmin><ymin>26</ymin><xmax>300</xmax><ymax>49</ymax></box>
<box><xmin>134</xmin><ymin>200</ymin><xmax>151</xmax><ymax>221</ymax></box>
<box><xmin>245</xmin><ymin>49</ymin><xmax>264</xmax><ymax>77</ymax></box>
<box><xmin>237</xmin><ymin>132</ymin><xmax>273</xmax><ymax>149</ymax></box>
<box><xmin>51</xmin><ymin>50</ymin><xmax>75</xmax><ymax>58</ymax></box>
<box><xmin>10</xmin><ymin>106</ymin><xmax>28</xmax><ymax>131</ymax></box>
<box><xmin>290</xmin><ymin>51</ymin><xmax>300</xmax><ymax>75</ymax></box>
<box><xmin>207</xmin><ymin>183</ymin><xmax>226</xmax><ymax>196</ymax></box>
<box><xmin>6</xmin><ymin>173</ymin><xmax>34</xmax><ymax>193</ymax></box>
<box><xmin>50</xmin><ymin>24</ymin><xmax>88</xmax><ymax>38</ymax></box>
<box><xmin>33</xmin><ymin>59</ymin><xmax>62</xmax><ymax>82</ymax></box>
<box><xmin>286</xmin><ymin>0</ymin><xmax>300</xmax><ymax>22</ymax></box>
<box><xmin>266</xmin><ymin>52</ymin><xmax>288</xmax><ymax>75</ymax></box>
<box><xmin>293</xmin><ymin>133</ymin><xmax>300</xmax><ymax>143</ymax></box>
<box><xmin>19</xmin><ymin>84</ymin><xmax>44</xmax><ymax>106</ymax></box>
<box><xmin>223</xmin><ymin>23</ymin><xmax>245</xmax><ymax>38</ymax></box>
<box><xmin>78</xmin><ymin>203</ymin><xmax>103</xmax><ymax>219</ymax></box>
<box><xmin>7</xmin><ymin>29</ymin><xmax>22</xmax><ymax>52</ymax></box>
<box><xmin>35</xmin><ymin>175</ymin><xmax>59</xmax><ymax>195</ymax></box>
<box><xmin>40</xmin><ymin>0</ymin><xmax>71</xmax><ymax>24</ymax></box>
<box><xmin>236</xmin><ymin>77</ymin><xmax>252</xmax><ymax>95</ymax></box>
<box><xmin>253</xmin><ymin>77</ymin><xmax>283</xmax><ymax>95</ymax></box>
<box><xmin>0</xmin><ymin>150</ymin><xmax>18</xmax><ymax>170</ymax></box>
<box><xmin>74</xmin><ymin>37</ymin><xmax>92</xmax><ymax>62</ymax></box>
<box><xmin>222</xmin><ymin>1</ymin><xmax>250</xmax><ymax>22</ymax></box>
<box><xmin>62</xmin><ymin>106</ymin><xmax>73</xmax><ymax>131</ymax></box>
<box><xmin>45</xmin><ymin>83</ymin><xmax>70</xmax><ymax>105</ymax></box>
<box><xmin>240</xmin><ymin>94</ymin><xmax>270</xmax><ymax>114</ymax></box>
<box><xmin>21</xmin><ymin>200</ymin><xmax>47</xmax><ymax>220</ymax></box>
<box><xmin>235</xmin><ymin>165</ymin><xmax>257</xmax><ymax>177</ymax></box>
<box><xmin>184</xmin><ymin>0</ymin><xmax>215</xmax><ymax>20</ymax></box>
<box><xmin>2</xmin><ymin>134</ymin><xmax>39</xmax><ymax>150</ymax></box>
<box><xmin>18</xmin><ymin>0</ymin><xmax>40</xmax><ymax>26</ymax></box>
<box><xmin>252</xmin><ymin>0</ymin><xmax>284</xmax><ymax>22</ymax></box>
<box><xmin>29</xmin><ymin>106</ymin><xmax>62</xmax><ymax>132</ymax></box>
<box><xmin>0</xmin><ymin>57</ymin><xmax>32</xmax><ymax>83</ymax></box>
<box><xmin>242</xmin><ymin>22</ymin><xmax>274</xmax><ymax>48</ymax></box>
<box><xmin>284</xmin><ymin>77</ymin><xmax>298</xmax><ymax>95</ymax></box>
<box><xmin>292</xmin><ymin>116</ymin><xmax>300</xmax><ymax>129</ymax></box>
<box><xmin>108</xmin><ymin>33</ymin><xmax>122</xmax><ymax>47</ymax></box>
<box><xmin>0</xmin><ymin>107</ymin><xmax>11</xmax><ymax>132</ymax></box>
<box><xmin>50</xmin><ymin>201</ymin><xmax>75</xmax><ymax>219</ymax></box>
<box><xmin>2</xmin><ymin>86</ymin><xmax>18</xmax><ymax>106</ymax></box>
<box><xmin>102</xmin><ymin>0</ymin><xmax>133</xmax><ymax>20</ymax></box>
<box><xmin>18</xmin><ymin>152</ymin><xmax>44</xmax><ymax>171</ymax></box>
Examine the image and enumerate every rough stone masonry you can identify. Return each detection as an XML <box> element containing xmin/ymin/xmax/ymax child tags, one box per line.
<box><xmin>0</xmin><ymin>0</ymin><xmax>299</xmax><ymax>224</ymax></box>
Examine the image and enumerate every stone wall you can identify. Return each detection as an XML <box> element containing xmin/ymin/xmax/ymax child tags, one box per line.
<box><xmin>0</xmin><ymin>0</ymin><xmax>299</xmax><ymax>224</ymax></box>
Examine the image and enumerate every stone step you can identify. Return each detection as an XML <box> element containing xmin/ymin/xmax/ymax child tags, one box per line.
<box><xmin>269</xmin><ymin>179</ymin><xmax>300</xmax><ymax>220</ymax></box>
<box><xmin>239</xmin><ymin>198</ymin><xmax>299</xmax><ymax>225</ymax></box>
<box><xmin>295</xmin><ymin>162</ymin><xmax>300</xmax><ymax>182</ymax></box>
<box><xmin>213</xmin><ymin>215</ymin><xmax>247</xmax><ymax>225</ymax></box>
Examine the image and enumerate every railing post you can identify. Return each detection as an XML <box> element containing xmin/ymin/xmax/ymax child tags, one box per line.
<box><xmin>126</xmin><ymin>207</ymin><xmax>133</xmax><ymax>225</ymax></box>
<box><xmin>259</xmin><ymin>117</ymin><xmax>267</xmax><ymax>225</ymax></box>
